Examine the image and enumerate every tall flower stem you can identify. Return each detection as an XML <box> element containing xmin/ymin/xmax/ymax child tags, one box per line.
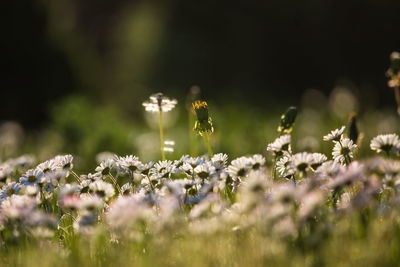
<box><xmin>147</xmin><ymin>175</ymin><xmax>155</xmax><ymax>192</ymax></box>
<box><xmin>108</xmin><ymin>173</ymin><xmax>122</xmax><ymax>195</ymax></box>
<box><xmin>395</xmin><ymin>85</ymin><xmax>400</xmax><ymax>115</ymax></box>
<box><xmin>188</xmin><ymin>112</ymin><xmax>197</xmax><ymax>157</ymax></box>
<box><xmin>71</xmin><ymin>170</ymin><xmax>82</xmax><ymax>183</ymax></box>
<box><xmin>344</xmin><ymin>155</ymin><xmax>350</xmax><ymax>166</ymax></box>
<box><xmin>203</xmin><ymin>133</ymin><xmax>213</xmax><ymax>158</ymax></box>
<box><xmin>159</xmin><ymin>111</ymin><xmax>166</xmax><ymax>161</ymax></box>
<box><xmin>272</xmin><ymin>155</ymin><xmax>277</xmax><ymax>181</ymax></box>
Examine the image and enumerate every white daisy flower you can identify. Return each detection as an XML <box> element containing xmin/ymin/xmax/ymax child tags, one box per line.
<box><xmin>292</xmin><ymin>152</ymin><xmax>314</xmax><ymax>174</ymax></box>
<box><xmin>89</xmin><ymin>180</ymin><xmax>115</xmax><ymax>201</ymax></box>
<box><xmin>165</xmin><ymin>179</ymin><xmax>188</xmax><ymax>195</ymax></box>
<box><xmin>332</xmin><ymin>137</ymin><xmax>357</xmax><ymax>164</ymax></box>
<box><xmin>36</xmin><ymin>160</ymin><xmax>57</xmax><ymax>173</ymax></box>
<box><xmin>1</xmin><ymin>195</ymin><xmax>37</xmax><ymax>220</ymax></box>
<box><xmin>7</xmin><ymin>155</ymin><xmax>36</xmax><ymax>169</ymax></box>
<box><xmin>0</xmin><ymin>182</ymin><xmax>21</xmax><ymax>200</ymax></box>
<box><xmin>179</xmin><ymin>162</ymin><xmax>194</xmax><ymax>176</ymax></box>
<box><xmin>381</xmin><ymin>160</ymin><xmax>400</xmax><ymax>178</ymax></box>
<box><xmin>141</xmin><ymin>161</ymin><xmax>154</xmax><ymax>176</ymax></box>
<box><xmin>251</xmin><ymin>154</ymin><xmax>266</xmax><ymax>170</ymax></box>
<box><xmin>59</xmin><ymin>184</ymin><xmax>81</xmax><ymax>198</ymax></box>
<box><xmin>153</xmin><ymin>160</ymin><xmax>176</xmax><ymax>178</ymax></box>
<box><xmin>19</xmin><ymin>169</ymin><xmax>44</xmax><ymax>186</ymax></box>
<box><xmin>227</xmin><ymin>157</ymin><xmax>253</xmax><ymax>178</ymax></box>
<box><xmin>53</xmin><ymin>155</ymin><xmax>74</xmax><ymax>170</ymax></box>
<box><xmin>115</xmin><ymin>155</ymin><xmax>144</xmax><ymax>173</ymax></box>
<box><xmin>194</xmin><ymin>163</ymin><xmax>216</xmax><ymax>179</ymax></box>
<box><xmin>24</xmin><ymin>185</ymin><xmax>40</xmax><ymax>197</ymax></box>
<box><xmin>276</xmin><ymin>155</ymin><xmax>295</xmax><ymax>178</ymax></box>
<box><xmin>323</xmin><ymin>126</ymin><xmax>346</xmax><ymax>142</ymax></box>
<box><xmin>370</xmin><ymin>133</ymin><xmax>400</xmax><ymax>155</ymax></box>
<box><xmin>187</xmin><ymin>157</ymin><xmax>206</xmax><ymax>168</ymax></box>
<box><xmin>95</xmin><ymin>159</ymin><xmax>116</xmax><ymax>175</ymax></box>
<box><xmin>173</xmin><ymin>155</ymin><xmax>191</xmax><ymax>168</ymax></box>
<box><xmin>310</xmin><ymin>153</ymin><xmax>328</xmax><ymax>169</ymax></box>
<box><xmin>45</xmin><ymin>169</ymin><xmax>70</xmax><ymax>186</ymax></box>
<box><xmin>326</xmin><ymin>162</ymin><xmax>364</xmax><ymax>190</ymax></box>
<box><xmin>211</xmin><ymin>153</ymin><xmax>228</xmax><ymax>170</ymax></box>
<box><xmin>271</xmin><ymin>182</ymin><xmax>298</xmax><ymax>203</ymax></box>
<box><xmin>0</xmin><ymin>163</ymin><xmax>14</xmax><ymax>181</ymax></box>
<box><xmin>315</xmin><ymin>160</ymin><xmax>345</xmax><ymax>179</ymax></box>
<box><xmin>80</xmin><ymin>179</ymin><xmax>92</xmax><ymax>194</ymax></box>
<box><xmin>78</xmin><ymin>195</ymin><xmax>104</xmax><ymax>211</ymax></box>
<box><xmin>267</xmin><ymin>134</ymin><xmax>291</xmax><ymax>156</ymax></box>
<box><xmin>121</xmin><ymin>183</ymin><xmax>133</xmax><ymax>195</ymax></box>
<box><xmin>142</xmin><ymin>92</ymin><xmax>177</xmax><ymax>113</ymax></box>
<box><xmin>105</xmin><ymin>196</ymin><xmax>154</xmax><ymax>231</ymax></box>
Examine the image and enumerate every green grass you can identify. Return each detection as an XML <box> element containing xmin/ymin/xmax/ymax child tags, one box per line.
<box><xmin>1</xmin><ymin>92</ymin><xmax>400</xmax><ymax>267</ymax></box>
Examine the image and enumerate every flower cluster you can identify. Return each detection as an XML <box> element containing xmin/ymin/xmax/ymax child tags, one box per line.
<box><xmin>323</xmin><ymin>126</ymin><xmax>357</xmax><ymax>165</ymax></box>
<box><xmin>0</xmin><ymin>126</ymin><xmax>397</xmax><ymax>246</ymax></box>
<box><xmin>1</xmin><ymin>110</ymin><xmax>400</xmax><ymax>266</ymax></box>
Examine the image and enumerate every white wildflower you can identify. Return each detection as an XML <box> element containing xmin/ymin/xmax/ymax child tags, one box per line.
<box><xmin>89</xmin><ymin>180</ymin><xmax>115</xmax><ymax>201</ymax></box>
<box><xmin>115</xmin><ymin>155</ymin><xmax>144</xmax><ymax>173</ymax></box>
<box><xmin>323</xmin><ymin>126</ymin><xmax>346</xmax><ymax>141</ymax></box>
<box><xmin>95</xmin><ymin>159</ymin><xmax>116</xmax><ymax>175</ymax></box>
<box><xmin>292</xmin><ymin>152</ymin><xmax>314</xmax><ymax>174</ymax></box>
<box><xmin>251</xmin><ymin>154</ymin><xmax>265</xmax><ymax>170</ymax></box>
<box><xmin>311</xmin><ymin>153</ymin><xmax>328</xmax><ymax>169</ymax></box>
<box><xmin>267</xmin><ymin>134</ymin><xmax>291</xmax><ymax>156</ymax></box>
<box><xmin>19</xmin><ymin>169</ymin><xmax>44</xmax><ymax>186</ymax></box>
<box><xmin>276</xmin><ymin>155</ymin><xmax>295</xmax><ymax>178</ymax></box>
<box><xmin>332</xmin><ymin>137</ymin><xmax>357</xmax><ymax>164</ymax></box>
<box><xmin>53</xmin><ymin>155</ymin><xmax>74</xmax><ymax>171</ymax></box>
<box><xmin>370</xmin><ymin>134</ymin><xmax>400</xmax><ymax>155</ymax></box>
<box><xmin>194</xmin><ymin>163</ymin><xmax>216</xmax><ymax>179</ymax></box>
<box><xmin>0</xmin><ymin>182</ymin><xmax>21</xmax><ymax>200</ymax></box>
<box><xmin>211</xmin><ymin>153</ymin><xmax>228</xmax><ymax>170</ymax></box>
<box><xmin>142</xmin><ymin>93</ymin><xmax>177</xmax><ymax>113</ymax></box>
<box><xmin>227</xmin><ymin>157</ymin><xmax>253</xmax><ymax>178</ymax></box>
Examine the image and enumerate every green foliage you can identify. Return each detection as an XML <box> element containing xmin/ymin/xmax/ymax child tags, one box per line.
<box><xmin>49</xmin><ymin>96</ymin><xmax>135</xmax><ymax>169</ymax></box>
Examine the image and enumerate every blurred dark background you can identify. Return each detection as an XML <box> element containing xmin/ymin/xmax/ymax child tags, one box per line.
<box><xmin>2</xmin><ymin>0</ymin><xmax>400</xmax><ymax>129</ymax></box>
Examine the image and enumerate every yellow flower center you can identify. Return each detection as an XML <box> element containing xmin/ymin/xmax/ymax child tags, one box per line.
<box><xmin>192</xmin><ymin>101</ymin><xmax>208</xmax><ymax>110</ymax></box>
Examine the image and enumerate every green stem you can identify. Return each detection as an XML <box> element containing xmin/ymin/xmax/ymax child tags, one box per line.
<box><xmin>159</xmin><ymin>111</ymin><xmax>166</xmax><ymax>161</ymax></box>
<box><xmin>71</xmin><ymin>170</ymin><xmax>82</xmax><ymax>183</ymax></box>
<box><xmin>345</xmin><ymin>155</ymin><xmax>351</xmax><ymax>165</ymax></box>
<box><xmin>188</xmin><ymin>112</ymin><xmax>197</xmax><ymax>156</ymax></box>
<box><xmin>203</xmin><ymin>133</ymin><xmax>213</xmax><ymax>158</ymax></box>
<box><xmin>109</xmin><ymin>173</ymin><xmax>122</xmax><ymax>195</ymax></box>
<box><xmin>395</xmin><ymin>85</ymin><xmax>400</xmax><ymax>115</ymax></box>
<box><xmin>338</xmin><ymin>140</ymin><xmax>343</xmax><ymax>148</ymax></box>
<box><xmin>147</xmin><ymin>175</ymin><xmax>154</xmax><ymax>192</ymax></box>
<box><xmin>272</xmin><ymin>155</ymin><xmax>277</xmax><ymax>181</ymax></box>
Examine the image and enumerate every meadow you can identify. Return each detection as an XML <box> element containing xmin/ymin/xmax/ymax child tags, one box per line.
<box><xmin>1</xmin><ymin>55</ymin><xmax>400</xmax><ymax>267</ymax></box>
